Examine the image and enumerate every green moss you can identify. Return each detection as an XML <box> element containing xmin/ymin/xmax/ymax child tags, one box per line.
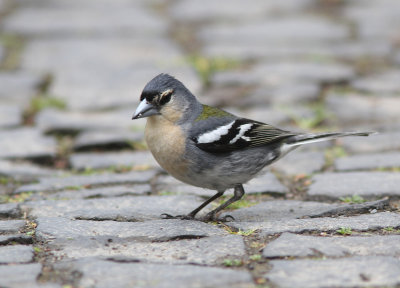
<box><xmin>222</xmin><ymin>259</ymin><xmax>243</xmax><ymax>267</ymax></box>
<box><xmin>339</xmin><ymin>195</ymin><xmax>365</xmax><ymax>204</ymax></box>
<box><xmin>249</xmin><ymin>254</ymin><xmax>262</xmax><ymax>261</ymax></box>
<box><xmin>337</xmin><ymin>227</ymin><xmax>352</xmax><ymax>235</ymax></box>
<box><xmin>188</xmin><ymin>55</ymin><xmax>239</xmax><ymax>86</ymax></box>
<box><xmin>195</xmin><ymin>105</ymin><xmax>232</xmax><ymax>122</ymax></box>
<box><xmin>30</xmin><ymin>95</ymin><xmax>66</xmax><ymax>112</ymax></box>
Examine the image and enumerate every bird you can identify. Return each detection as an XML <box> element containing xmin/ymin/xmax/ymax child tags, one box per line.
<box><xmin>132</xmin><ymin>73</ymin><xmax>374</xmax><ymax>222</ymax></box>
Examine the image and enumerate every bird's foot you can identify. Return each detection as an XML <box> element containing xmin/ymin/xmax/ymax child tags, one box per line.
<box><xmin>201</xmin><ymin>212</ymin><xmax>235</xmax><ymax>222</ymax></box>
<box><xmin>160</xmin><ymin>213</ymin><xmax>195</xmax><ymax>220</ymax></box>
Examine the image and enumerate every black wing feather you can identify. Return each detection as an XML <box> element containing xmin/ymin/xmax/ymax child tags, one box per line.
<box><xmin>193</xmin><ymin>118</ymin><xmax>296</xmax><ymax>153</ymax></box>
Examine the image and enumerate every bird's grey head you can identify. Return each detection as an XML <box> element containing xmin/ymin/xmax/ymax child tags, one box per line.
<box><xmin>132</xmin><ymin>74</ymin><xmax>199</xmax><ymax>123</ymax></box>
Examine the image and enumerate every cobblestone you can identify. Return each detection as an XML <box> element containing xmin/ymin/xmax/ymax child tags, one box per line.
<box><xmin>228</xmin><ymin>212</ymin><xmax>400</xmax><ymax>236</ymax></box>
<box><xmin>335</xmin><ymin>152</ymin><xmax>400</xmax><ymax>171</ymax></box>
<box><xmin>263</xmin><ymin>233</ymin><xmax>400</xmax><ymax>258</ymax></box>
<box><xmin>308</xmin><ymin>172</ymin><xmax>400</xmax><ymax>199</ymax></box>
<box><xmin>0</xmin><ymin>128</ymin><xmax>57</xmax><ymax>159</ymax></box>
<box><xmin>58</xmin><ymin>259</ymin><xmax>254</xmax><ymax>288</ymax></box>
<box><xmin>267</xmin><ymin>256</ymin><xmax>400</xmax><ymax>288</ymax></box>
<box><xmin>0</xmin><ymin>245</ymin><xmax>34</xmax><ymax>263</ymax></box>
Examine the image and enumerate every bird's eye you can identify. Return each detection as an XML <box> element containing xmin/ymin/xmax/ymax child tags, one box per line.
<box><xmin>159</xmin><ymin>89</ymin><xmax>173</xmax><ymax>105</ymax></box>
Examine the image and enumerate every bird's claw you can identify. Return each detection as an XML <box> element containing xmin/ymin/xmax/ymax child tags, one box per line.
<box><xmin>201</xmin><ymin>212</ymin><xmax>235</xmax><ymax>222</ymax></box>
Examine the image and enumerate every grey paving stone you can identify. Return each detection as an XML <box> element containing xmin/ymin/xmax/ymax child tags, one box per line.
<box><xmin>73</xmin><ymin>130</ymin><xmax>143</xmax><ymax>151</ymax></box>
<box><xmin>253</xmin><ymin>61</ymin><xmax>355</xmax><ymax>84</ymax></box>
<box><xmin>22</xmin><ymin>195</ymin><xmax>207</xmax><ymax>221</ymax></box>
<box><xmin>57</xmin><ymin>235</ymin><xmax>245</xmax><ymax>265</ymax></box>
<box><xmin>325</xmin><ymin>92</ymin><xmax>400</xmax><ymax>126</ymax></box>
<box><xmin>0</xmin><ymin>72</ymin><xmax>39</xmax><ymax>105</ymax></box>
<box><xmin>0</xmin><ymin>160</ymin><xmax>55</xmax><ymax>180</ymax></box>
<box><xmin>267</xmin><ymin>256</ymin><xmax>400</xmax><ymax>288</ymax></box>
<box><xmin>37</xmin><ymin>217</ymin><xmax>244</xmax><ymax>264</ymax></box>
<box><xmin>170</xmin><ymin>0</ymin><xmax>313</xmax><ymax>22</ymax></box>
<box><xmin>229</xmin><ymin>212</ymin><xmax>400</xmax><ymax>236</ymax></box>
<box><xmin>345</xmin><ymin>1</ymin><xmax>400</xmax><ymax>41</ymax></box>
<box><xmin>263</xmin><ymin>233</ymin><xmax>400</xmax><ymax>258</ymax></box>
<box><xmin>222</xmin><ymin>200</ymin><xmax>336</xmax><ymax>222</ymax></box>
<box><xmin>203</xmin><ymin>41</ymin><xmax>391</xmax><ymax>61</ymax></box>
<box><xmin>155</xmin><ymin>175</ymin><xmax>213</xmax><ymax>197</ymax></box>
<box><xmin>35</xmin><ymin>217</ymin><xmax>226</xmax><ymax>241</ymax></box>
<box><xmin>16</xmin><ymin>170</ymin><xmax>157</xmax><ymax>193</ymax></box>
<box><xmin>199</xmin><ymin>17</ymin><xmax>349</xmax><ymax>44</ymax></box>
<box><xmin>0</xmin><ymin>128</ymin><xmax>57</xmax><ymax>159</ymax></box>
<box><xmin>307</xmin><ymin>172</ymin><xmax>400</xmax><ymax>199</ymax></box>
<box><xmin>335</xmin><ymin>152</ymin><xmax>400</xmax><ymax>171</ymax></box>
<box><xmin>239</xmin><ymin>105</ymin><xmax>312</xmax><ymax>126</ymax></box>
<box><xmin>0</xmin><ymin>203</ymin><xmax>20</xmax><ymax>218</ymax></box>
<box><xmin>247</xmin><ymin>82</ymin><xmax>320</xmax><ymax>106</ymax></box>
<box><xmin>69</xmin><ymin>151</ymin><xmax>158</xmax><ymax>171</ymax></box>
<box><xmin>0</xmin><ymin>105</ymin><xmax>22</xmax><ymax>128</ymax></box>
<box><xmin>0</xmin><ymin>234</ymin><xmax>33</xmax><ymax>245</ymax></box>
<box><xmin>0</xmin><ymin>245</ymin><xmax>34</xmax><ymax>263</ymax></box>
<box><xmin>35</xmin><ymin>109</ymin><xmax>143</xmax><ymax>133</ymax></box>
<box><xmin>352</xmin><ymin>70</ymin><xmax>400</xmax><ymax>94</ymax></box>
<box><xmin>271</xmin><ymin>151</ymin><xmax>326</xmax><ymax>175</ymax></box>
<box><xmin>3</xmin><ymin>6</ymin><xmax>166</xmax><ymax>36</ymax></box>
<box><xmin>59</xmin><ymin>259</ymin><xmax>253</xmax><ymax>288</ymax></box>
<box><xmin>0</xmin><ymin>220</ymin><xmax>26</xmax><ymax>233</ymax></box>
<box><xmin>342</xmin><ymin>131</ymin><xmax>400</xmax><ymax>153</ymax></box>
<box><xmin>0</xmin><ymin>263</ymin><xmax>42</xmax><ymax>287</ymax></box>
<box><xmin>50</xmin><ymin>184</ymin><xmax>151</xmax><ymax>200</ymax></box>
<box><xmin>245</xmin><ymin>173</ymin><xmax>288</xmax><ymax>195</ymax></box>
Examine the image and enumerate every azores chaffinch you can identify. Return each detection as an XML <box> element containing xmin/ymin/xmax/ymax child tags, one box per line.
<box><xmin>132</xmin><ymin>73</ymin><xmax>374</xmax><ymax>221</ymax></box>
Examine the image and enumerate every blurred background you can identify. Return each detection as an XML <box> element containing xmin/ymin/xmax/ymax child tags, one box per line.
<box><xmin>0</xmin><ymin>0</ymin><xmax>400</xmax><ymax>184</ymax></box>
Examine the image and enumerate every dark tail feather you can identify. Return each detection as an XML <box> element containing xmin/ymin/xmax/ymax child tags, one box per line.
<box><xmin>285</xmin><ymin>131</ymin><xmax>376</xmax><ymax>147</ymax></box>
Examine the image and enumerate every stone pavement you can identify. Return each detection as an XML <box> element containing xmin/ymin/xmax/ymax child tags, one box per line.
<box><xmin>0</xmin><ymin>0</ymin><xmax>400</xmax><ymax>287</ymax></box>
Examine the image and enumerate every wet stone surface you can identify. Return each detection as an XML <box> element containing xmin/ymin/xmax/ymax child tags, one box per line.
<box><xmin>1</xmin><ymin>0</ymin><xmax>400</xmax><ymax>287</ymax></box>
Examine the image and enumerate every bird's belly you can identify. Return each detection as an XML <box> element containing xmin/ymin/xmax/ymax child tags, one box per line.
<box><xmin>145</xmin><ymin>116</ymin><xmax>192</xmax><ymax>184</ymax></box>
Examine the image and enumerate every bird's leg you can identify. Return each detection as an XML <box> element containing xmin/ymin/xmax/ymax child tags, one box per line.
<box><xmin>161</xmin><ymin>190</ymin><xmax>225</xmax><ymax>220</ymax></box>
<box><xmin>202</xmin><ymin>184</ymin><xmax>244</xmax><ymax>222</ymax></box>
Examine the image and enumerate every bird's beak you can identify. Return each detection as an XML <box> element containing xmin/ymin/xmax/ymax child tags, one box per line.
<box><xmin>132</xmin><ymin>99</ymin><xmax>160</xmax><ymax>119</ymax></box>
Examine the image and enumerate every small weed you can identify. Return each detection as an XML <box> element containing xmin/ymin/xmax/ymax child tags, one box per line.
<box><xmin>30</xmin><ymin>94</ymin><xmax>66</xmax><ymax>112</ymax></box>
<box><xmin>384</xmin><ymin>227</ymin><xmax>394</xmax><ymax>232</ymax></box>
<box><xmin>224</xmin><ymin>226</ymin><xmax>257</xmax><ymax>236</ymax></box>
<box><xmin>0</xmin><ymin>177</ymin><xmax>10</xmax><ymax>185</ymax></box>
<box><xmin>249</xmin><ymin>254</ymin><xmax>262</xmax><ymax>261</ymax></box>
<box><xmin>24</xmin><ymin>94</ymin><xmax>66</xmax><ymax>124</ymax></box>
<box><xmin>33</xmin><ymin>247</ymin><xmax>42</xmax><ymax>253</ymax></box>
<box><xmin>26</xmin><ymin>231</ymin><xmax>35</xmax><ymax>236</ymax></box>
<box><xmin>213</xmin><ymin>196</ymin><xmax>255</xmax><ymax>210</ymax></box>
<box><xmin>0</xmin><ymin>192</ymin><xmax>33</xmax><ymax>203</ymax></box>
<box><xmin>222</xmin><ymin>259</ymin><xmax>243</xmax><ymax>267</ymax></box>
<box><xmin>159</xmin><ymin>190</ymin><xmax>177</xmax><ymax>196</ymax></box>
<box><xmin>0</xmin><ymin>34</ymin><xmax>24</xmax><ymax>70</ymax></box>
<box><xmin>236</xmin><ymin>229</ymin><xmax>257</xmax><ymax>236</ymax></box>
<box><xmin>65</xmin><ymin>186</ymin><xmax>83</xmax><ymax>191</ymax></box>
<box><xmin>337</xmin><ymin>227</ymin><xmax>352</xmax><ymax>235</ymax></box>
<box><xmin>339</xmin><ymin>195</ymin><xmax>365</xmax><ymax>204</ymax></box>
<box><xmin>288</xmin><ymin>103</ymin><xmax>331</xmax><ymax>130</ymax></box>
<box><xmin>188</xmin><ymin>55</ymin><xmax>239</xmax><ymax>86</ymax></box>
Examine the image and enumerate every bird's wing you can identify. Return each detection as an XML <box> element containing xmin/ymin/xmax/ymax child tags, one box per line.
<box><xmin>191</xmin><ymin>118</ymin><xmax>296</xmax><ymax>153</ymax></box>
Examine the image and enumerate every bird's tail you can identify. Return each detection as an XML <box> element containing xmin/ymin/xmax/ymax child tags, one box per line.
<box><xmin>285</xmin><ymin>131</ymin><xmax>376</xmax><ymax>147</ymax></box>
